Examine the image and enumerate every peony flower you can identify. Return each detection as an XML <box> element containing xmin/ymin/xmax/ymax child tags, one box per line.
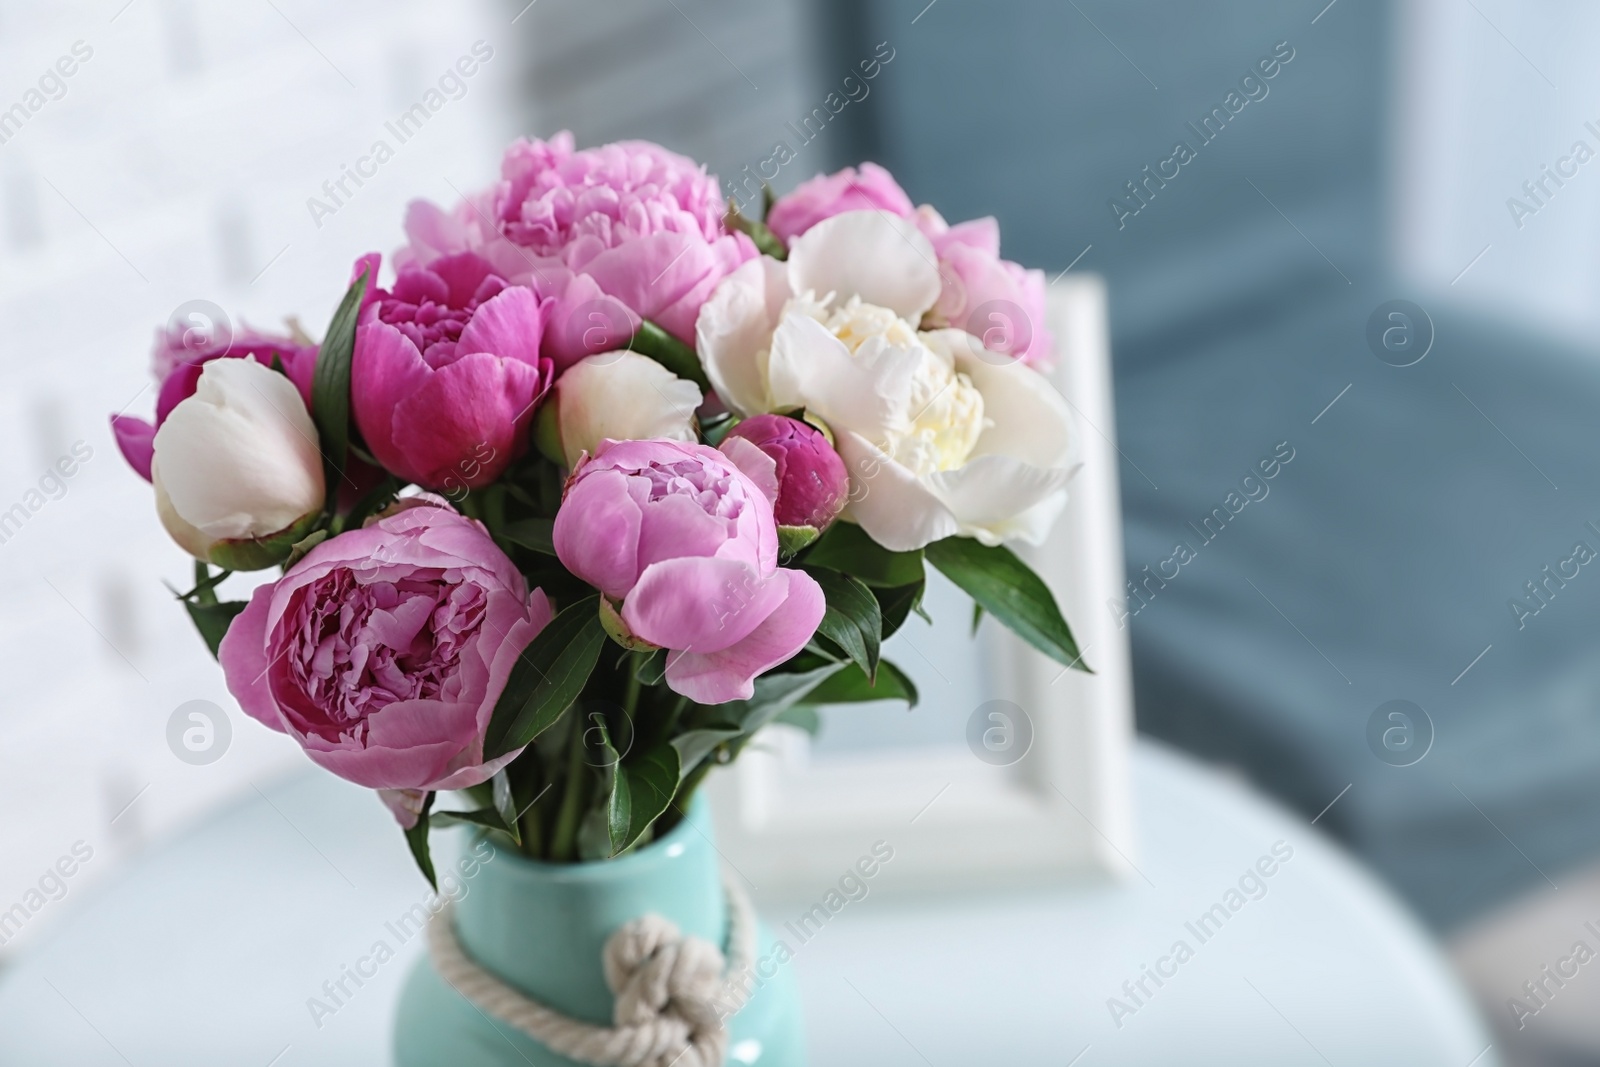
<box><xmin>351</xmin><ymin>252</ymin><xmax>554</xmax><ymax>491</ymax></box>
<box><xmin>720</xmin><ymin>413</ymin><xmax>847</xmax><ymax>533</ymax></box>
<box><xmin>399</xmin><ymin>132</ymin><xmax>755</xmax><ymax>372</ymax></box>
<box><xmin>219</xmin><ymin>500</ymin><xmax>551</xmax><ymax>815</ymax></box>
<box><xmin>112</xmin><ymin>326</ymin><xmax>317</xmax><ymax>483</ymax></box>
<box><xmin>914</xmin><ymin>207</ymin><xmax>1053</xmax><ymax>368</ymax></box>
<box><xmin>150</xmin><ymin>358</ymin><xmax>325</xmax><ymax>570</ymax></box>
<box><xmin>696</xmin><ymin>210</ymin><xmax>1075</xmax><ymax>551</ymax></box>
<box><xmin>552</xmin><ymin>438</ymin><xmax>824</xmax><ymax>704</ymax></box>
<box><xmin>765</xmin><ymin>165</ymin><xmax>1053</xmax><ymax>366</ymax></box>
<box><xmin>546</xmin><ymin>351</ymin><xmax>701</xmax><ymax>469</ymax></box>
<box><xmin>765</xmin><ymin>162</ymin><xmax>914</xmax><ymax>245</ymax></box>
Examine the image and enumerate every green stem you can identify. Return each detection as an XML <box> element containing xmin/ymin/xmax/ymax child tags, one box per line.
<box><xmin>548</xmin><ymin>712</ymin><xmax>589</xmax><ymax>862</ymax></box>
<box><xmin>482</xmin><ymin>483</ymin><xmax>507</xmax><ymax>535</ymax></box>
<box><xmin>520</xmin><ymin>799</ymin><xmax>544</xmax><ymax>858</ymax></box>
<box><xmin>673</xmin><ymin>751</ymin><xmax>719</xmax><ymax>826</ymax></box>
<box><xmin>623</xmin><ymin>656</ymin><xmax>643</xmax><ymax>719</ymax></box>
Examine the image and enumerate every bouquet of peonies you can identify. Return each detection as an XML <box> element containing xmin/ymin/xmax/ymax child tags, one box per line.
<box><xmin>111</xmin><ymin>134</ymin><xmax>1086</xmax><ymax>881</ymax></box>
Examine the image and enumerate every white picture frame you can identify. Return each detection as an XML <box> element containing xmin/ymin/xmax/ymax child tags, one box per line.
<box><xmin>706</xmin><ymin>275</ymin><xmax>1138</xmax><ymax>896</ymax></box>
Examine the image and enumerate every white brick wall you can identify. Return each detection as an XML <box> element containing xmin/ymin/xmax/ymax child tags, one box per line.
<box><xmin>0</xmin><ymin>0</ymin><xmax>523</xmax><ymax>956</ymax></box>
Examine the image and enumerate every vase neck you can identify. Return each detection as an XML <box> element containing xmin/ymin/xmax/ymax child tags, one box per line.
<box><xmin>449</xmin><ymin>799</ymin><xmax>727</xmax><ymax>1025</ymax></box>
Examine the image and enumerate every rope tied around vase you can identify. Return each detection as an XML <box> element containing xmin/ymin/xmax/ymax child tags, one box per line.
<box><xmin>426</xmin><ymin>874</ymin><xmax>758</xmax><ymax>1067</ymax></box>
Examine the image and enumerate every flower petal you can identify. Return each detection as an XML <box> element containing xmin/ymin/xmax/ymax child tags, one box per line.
<box><xmin>924</xmin><ymin>454</ymin><xmax>1074</xmax><ymax>546</ymax></box>
<box><xmin>622</xmin><ymin>556</ymin><xmax>786</xmax><ymax>656</ymax></box>
<box><xmin>835</xmin><ymin>431</ymin><xmax>960</xmax><ymax>551</ymax></box>
<box><xmin>931</xmin><ymin>329</ymin><xmax>1074</xmax><ymax>470</ymax></box>
<box><xmin>766</xmin><ymin>313</ymin><xmax>916</xmax><ymax>441</ymax></box>
<box><xmin>696</xmin><ymin>256</ymin><xmax>789</xmax><ymax>417</ymax></box>
<box><xmin>456</xmin><ymin>284</ymin><xmax>545</xmax><ymax>367</ymax></box>
<box><xmin>389</xmin><ymin>352</ymin><xmax>544</xmax><ymax>489</ymax></box>
<box><xmin>555</xmin><ymin>352</ymin><xmax>700</xmax><ymax>468</ymax></box>
<box><xmin>787</xmin><ymin>211</ymin><xmax>941</xmax><ymax>320</ymax></box>
<box><xmin>664</xmin><ymin>568</ymin><xmax>825</xmax><ymax>704</ymax></box>
<box><xmin>111</xmin><ymin>414</ymin><xmax>155</xmax><ymax>482</ymax></box>
<box><xmin>218</xmin><ymin>579</ymin><xmax>289</xmax><ymax>733</ymax></box>
<box><xmin>553</xmin><ymin>468</ymin><xmax>644</xmax><ymax>598</ymax></box>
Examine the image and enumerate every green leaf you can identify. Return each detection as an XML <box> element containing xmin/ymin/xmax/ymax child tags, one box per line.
<box><xmin>807</xmin><ymin>568</ymin><xmax>881</xmax><ymax>681</ymax></box>
<box><xmin>338</xmin><ymin>474</ymin><xmax>400</xmax><ymax>532</ymax></box>
<box><xmin>633</xmin><ymin>648</ymin><xmax>668</xmax><ymax>686</ymax></box>
<box><xmin>874</xmin><ymin>580</ymin><xmax>925</xmax><ymax>640</ymax></box>
<box><xmin>404</xmin><ymin>792</ymin><xmax>437</xmax><ymax>889</ymax></box>
<box><xmin>185</xmin><ymin>599</ymin><xmax>248</xmax><ymax>659</ymax></box>
<box><xmin>483</xmin><ymin>595</ymin><xmax>607</xmax><ymax>759</ymax></box>
<box><xmin>724</xmin><ymin>202</ymin><xmax>787</xmax><ymax>259</ymax></box>
<box><xmin>501</xmin><ymin>517</ymin><xmax>556</xmax><ymax>556</ymax></box>
<box><xmin>671</xmin><ymin>727</ymin><xmax>742</xmax><ymax>778</ymax></box>
<box><xmin>311</xmin><ymin>269</ymin><xmax>370</xmax><ymax>504</ymax></box>
<box><xmin>283</xmin><ymin>528</ymin><xmax>329</xmax><ymax>569</ymax></box>
<box><xmin>972</xmin><ymin>601</ymin><xmax>985</xmax><ymax>636</ymax></box>
<box><xmin>719</xmin><ymin>662</ymin><xmax>846</xmax><ymax>736</ymax></box>
<box><xmin>773</xmin><ymin>705</ymin><xmax>821</xmax><ymax>735</ymax></box>
<box><xmin>629</xmin><ymin>320</ymin><xmax>709</xmax><ymax>391</ymax></box>
<box><xmin>777</xmin><ymin>524</ymin><xmax>820</xmax><ymax>558</ymax></box>
<box><xmin>179</xmin><ymin>561</ymin><xmax>232</xmax><ymax>603</ymax></box>
<box><xmin>924</xmin><ymin>537</ymin><xmax>1090</xmax><ymax>673</ymax></box>
<box><xmin>804</xmin><ymin>522</ymin><xmax>924</xmax><ymax>588</ymax></box>
<box><xmin>608</xmin><ymin>767</ymin><xmax>631</xmax><ymax>858</ymax></box>
<box><xmin>700</xmin><ymin>412</ymin><xmax>738</xmax><ymax>447</ymax></box>
<box><xmin>802</xmin><ymin>659</ymin><xmax>917</xmax><ymax>708</ymax></box>
<box><xmin>618</xmin><ymin>744</ymin><xmax>679</xmax><ymax>854</ymax></box>
<box><xmin>491</xmin><ymin>771</ymin><xmax>520</xmax><ymax>846</ymax></box>
<box><xmin>431</xmin><ymin>807</ymin><xmax>509</xmax><ymax>832</ymax></box>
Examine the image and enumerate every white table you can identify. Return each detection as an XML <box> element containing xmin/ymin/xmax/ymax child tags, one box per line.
<box><xmin>0</xmin><ymin>741</ymin><xmax>1496</xmax><ymax>1066</ymax></box>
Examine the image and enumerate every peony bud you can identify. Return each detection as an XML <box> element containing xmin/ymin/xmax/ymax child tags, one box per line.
<box><xmin>150</xmin><ymin>358</ymin><xmax>325</xmax><ymax>570</ymax></box>
<box><xmin>720</xmin><ymin>413</ymin><xmax>848</xmax><ymax>541</ymax></box>
<box><xmin>548</xmin><ymin>351</ymin><xmax>702</xmax><ymax>468</ymax></box>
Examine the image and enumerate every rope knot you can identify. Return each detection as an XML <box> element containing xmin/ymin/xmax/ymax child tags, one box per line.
<box><xmin>603</xmin><ymin>914</ymin><xmax>728</xmax><ymax>1066</ymax></box>
<box><xmin>426</xmin><ymin>876</ymin><xmax>756</xmax><ymax>1067</ymax></box>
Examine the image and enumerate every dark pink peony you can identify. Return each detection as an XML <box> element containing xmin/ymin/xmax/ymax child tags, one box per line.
<box><xmin>720</xmin><ymin>414</ymin><xmax>848</xmax><ymax>532</ymax></box>
<box><xmin>220</xmin><ymin>500</ymin><xmax>550</xmax><ymax>816</ymax></box>
<box><xmin>351</xmin><ymin>252</ymin><xmax>553</xmax><ymax>491</ymax></box>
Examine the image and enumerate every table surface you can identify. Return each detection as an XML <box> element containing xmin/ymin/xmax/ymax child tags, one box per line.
<box><xmin>0</xmin><ymin>740</ymin><xmax>1497</xmax><ymax>1066</ymax></box>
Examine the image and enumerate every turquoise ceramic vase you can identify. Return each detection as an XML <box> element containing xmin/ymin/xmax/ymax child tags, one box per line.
<box><xmin>391</xmin><ymin>796</ymin><xmax>805</xmax><ymax>1066</ymax></box>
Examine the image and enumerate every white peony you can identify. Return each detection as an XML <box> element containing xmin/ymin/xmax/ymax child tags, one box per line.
<box><xmin>696</xmin><ymin>211</ymin><xmax>1074</xmax><ymax>551</ymax></box>
<box><xmin>551</xmin><ymin>351</ymin><xmax>703</xmax><ymax>468</ymax></box>
<box><xmin>151</xmin><ymin>358</ymin><xmax>325</xmax><ymax>568</ymax></box>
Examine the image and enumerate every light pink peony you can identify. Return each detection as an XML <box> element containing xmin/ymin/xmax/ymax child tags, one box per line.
<box><xmin>765</xmin><ymin>165</ymin><xmax>1054</xmax><ymax>366</ymax></box>
<box><xmin>111</xmin><ymin>327</ymin><xmax>317</xmax><ymax>483</ymax></box>
<box><xmin>220</xmin><ymin>500</ymin><xmax>550</xmax><ymax>818</ymax></box>
<box><xmin>399</xmin><ymin>132</ymin><xmax>755</xmax><ymax>372</ymax></box>
<box><xmin>351</xmin><ymin>252</ymin><xmax>553</xmax><ymax>491</ymax></box>
<box><xmin>553</xmin><ymin>438</ymin><xmax>825</xmax><ymax>704</ymax></box>
<box><xmin>764</xmin><ymin>162</ymin><xmax>914</xmax><ymax>245</ymax></box>
<box><xmin>915</xmin><ymin>208</ymin><xmax>1054</xmax><ymax>368</ymax></box>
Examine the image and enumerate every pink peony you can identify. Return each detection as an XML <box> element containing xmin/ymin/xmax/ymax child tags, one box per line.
<box><xmin>351</xmin><ymin>252</ymin><xmax>554</xmax><ymax>491</ymax></box>
<box><xmin>916</xmin><ymin>208</ymin><xmax>1054</xmax><ymax>368</ymax></box>
<box><xmin>720</xmin><ymin>414</ymin><xmax>848</xmax><ymax>532</ymax></box>
<box><xmin>111</xmin><ymin>327</ymin><xmax>316</xmax><ymax>483</ymax></box>
<box><xmin>400</xmin><ymin>132</ymin><xmax>755</xmax><ymax>372</ymax></box>
<box><xmin>764</xmin><ymin>162</ymin><xmax>914</xmax><ymax>245</ymax></box>
<box><xmin>220</xmin><ymin>500</ymin><xmax>550</xmax><ymax>817</ymax></box>
<box><xmin>765</xmin><ymin>165</ymin><xmax>1054</xmax><ymax>366</ymax></box>
<box><xmin>553</xmin><ymin>438</ymin><xmax>825</xmax><ymax>704</ymax></box>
